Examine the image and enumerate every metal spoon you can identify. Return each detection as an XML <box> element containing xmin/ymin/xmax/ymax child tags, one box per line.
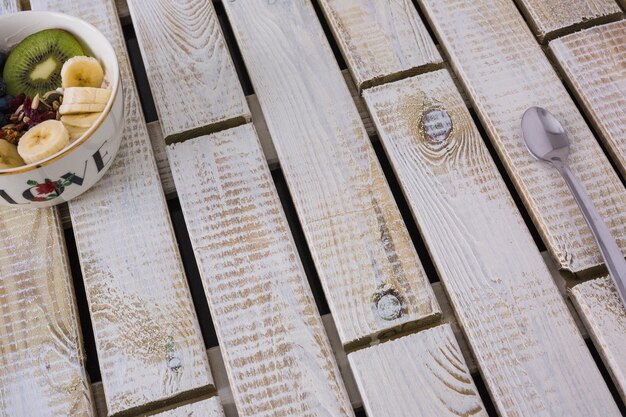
<box><xmin>522</xmin><ymin>106</ymin><xmax>626</xmax><ymax>308</ymax></box>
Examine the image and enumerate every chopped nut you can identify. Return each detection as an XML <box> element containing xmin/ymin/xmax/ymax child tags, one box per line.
<box><xmin>22</xmin><ymin>116</ymin><xmax>30</xmax><ymax>124</ymax></box>
<box><xmin>31</xmin><ymin>94</ymin><xmax>40</xmax><ymax>110</ymax></box>
<box><xmin>52</xmin><ymin>101</ymin><xmax>60</xmax><ymax>111</ymax></box>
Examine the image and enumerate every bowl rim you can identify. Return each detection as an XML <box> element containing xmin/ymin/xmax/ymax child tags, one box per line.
<box><xmin>0</xmin><ymin>10</ymin><xmax>120</xmax><ymax>176</ymax></box>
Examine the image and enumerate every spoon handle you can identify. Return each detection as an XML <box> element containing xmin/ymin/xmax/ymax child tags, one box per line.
<box><xmin>556</xmin><ymin>163</ymin><xmax>626</xmax><ymax>307</ymax></box>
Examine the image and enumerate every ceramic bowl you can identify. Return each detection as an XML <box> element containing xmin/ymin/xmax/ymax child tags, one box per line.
<box><xmin>0</xmin><ymin>11</ymin><xmax>123</xmax><ymax>207</ymax></box>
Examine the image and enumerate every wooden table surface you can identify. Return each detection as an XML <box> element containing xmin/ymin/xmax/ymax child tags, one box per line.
<box><xmin>0</xmin><ymin>0</ymin><xmax>625</xmax><ymax>416</ymax></box>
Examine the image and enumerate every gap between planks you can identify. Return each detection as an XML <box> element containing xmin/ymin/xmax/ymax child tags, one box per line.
<box><xmin>89</xmin><ymin>304</ymin><xmax>473</xmax><ymax>417</ymax></box>
<box><xmin>57</xmin><ymin>68</ymin><xmax>374</xmax><ymax>227</ymax></box>
<box><xmin>85</xmin><ymin>267</ymin><xmax>592</xmax><ymax>417</ymax></box>
<box><xmin>513</xmin><ymin>0</ymin><xmax>624</xmax><ymax>43</ymax></box>
<box><xmin>417</xmin><ymin>0</ymin><xmax>626</xmax><ymax>280</ymax></box>
<box><xmin>30</xmin><ymin>0</ymin><xmax>215</xmax><ymax>416</ymax></box>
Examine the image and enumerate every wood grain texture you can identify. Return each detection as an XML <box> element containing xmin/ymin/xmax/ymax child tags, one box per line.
<box><xmin>126</xmin><ymin>0</ymin><xmax>250</xmax><ymax>143</ymax></box>
<box><xmin>0</xmin><ymin>208</ymin><xmax>94</xmax><ymax>417</ymax></box>
<box><xmin>570</xmin><ymin>277</ymin><xmax>626</xmax><ymax>403</ymax></box>
<box><xmin>0</xmin><ymin>0</ymin><xmax>18</xmax><ymax>12</ymax></box>
<box><xmin>30</xmin><ymin>0</ymin><xmax>214</xmax><ymax>415</ymax></box>
<box><xmin>348</xmin><ymin>324</ymin><xmax>485</xmax><ymax>417</ymax></box>
<box><xmin>0</xmin><ymin>4</ymin><xmax>93</xmax><ymax>417</ymax></box>
<box><xmin>550</xmin><ymin>20</ymin><xmax>626</xmax><ymax>180</ymax></box>
<box><xmin>363</xmin><ymin>70</ymin><xmax>620</xmax><ymax>416</ymax></box>
<box><xmin>513</xmin><ymin>0</ymin><xmax>622</xmax><ymax>42</ymax></box>
<box><xmin>317</xmin><ymin>0</ymin><xmax>442</xmax><ymax>90</ymax></box>
<box><xmin>147</xmin><ymin>397</ymin><xmax>225</xmax><ymax>417</ymax></box>
<box><xmin>167</xmin><ymin>124</ymin><xmax>354</xmax><ymax>417</ymax></box>
<box><xmin>417</xmin><ymin>0</ymin><xmax>626</xmax><ymax>277</ymax></box>
<box><xmin>224</xmin><ymin>0</ymin><xmax>440</xmax><ymax>349</ymax></box>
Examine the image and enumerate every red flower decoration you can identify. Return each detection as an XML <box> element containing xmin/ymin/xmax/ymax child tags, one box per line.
<box><xmin>35</xmin><ymin>181</ymin><xmax>56</xmax><ymax>195</ymax></box>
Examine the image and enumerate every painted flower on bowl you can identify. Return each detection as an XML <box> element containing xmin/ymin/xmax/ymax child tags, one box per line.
<box><xmin>25</xmin><ymin>174</ymin><xmax>74</xmax><ymax>201</ymax></box>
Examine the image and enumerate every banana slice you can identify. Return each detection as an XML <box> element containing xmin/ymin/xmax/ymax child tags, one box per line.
<box><xmin>65</xmin><ymin>124</ymin><xmax>89</xmax><ymax>142</ymax></box>
<box><xmin>61</xmin><ymin>56</ymin><xmax>105</xmax><ymax>88</ymax></box>
<box><xmin>59</xmin><ymin>103</ymin><xmax>107</xmax><ymax>115</ymax></box>
<box><xmin>0</xmin><ymin>139</ymin><xmax>25</xmax><ymax>169</ymax></box>
<box><xmin>18</xmin><ymin>120</ymin><xmax>70</xmax><ymax>164</ymax></box>
<box><xmin>63</xmin><ymin>87</ymin><xmax>111</xmax><ymax>105</ymax></box>
<box><xmin>61</xmin><ymin>112</ymin><xmax>102</xmax><ymax>128</ymax></box>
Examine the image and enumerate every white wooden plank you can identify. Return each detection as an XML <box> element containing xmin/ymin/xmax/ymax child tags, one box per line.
<box><xmin>0</xmin><ymin>4</ymin><xmax>94</xmax><ymax>417</ymax></box>
<box><xmin>147</xmin><ymin>397</ymin><xmax>225</xmax><ymax>417</ymax></box>
<box><xmin>167</xmin><ymin>124</ymin><xmax>354</xmax><ymax>417</ymax></box>
<box><xmin>317</xmin><ymin>0</ymin><xmax>442</xmax><ymax>90</ymax></box>
<box><xmin>570</xmin><ymin>277</ymin><xmax>626</xmax><ymax>403</ymax></box>
<box><xmin>224</xmin><ymin>0</ymin><xmax>440</xmax><ymax>350</ymax></box>
<box><xmin>29</xmin><ymin>0</ymin><xmax>214</xmax><ymax>415</ymax></box>
<box><xmin>144</xmin><ymin>66</ymin><xmax>373</xmax><ymax>186</ymax></box>
<box><xmin>349</xmin><ymin>324</ymin><xmax>486</xmax><ymax>417</ymax></box>
<box><xmin>363</xmin><ymin>70</ymin><xmax>620</xmax><ymax>416</ymax></box>
<box><xmin>417</xmin><ymin>0</ymin><xmax>626</xmax><ymax>278</ymax></box>
<box><xmin>126</xmin><ymin>0</ymin><xmax>250</xmax><ymax>143</ymax></box>
<box><xmin>59</xmin><ymin>70</ymin><xmax>372</xmax><ymax>228</ymax></box>
<box><xmin>0</xmin><ymin>208</ymin><xmax>95</xmax><ymax>417</ymax></box>
<box><xmin>550</xmin><ymin>20</ymin><xmax>626</xmax><ymax>180</ymax></box>
<box><xmin>515</xmin><ymin>0</ymin><xmax>621</xmax><ymax>42</ymax></box>
<box><xmin>0</xmin><ymin>0</ymin><xmax>18</xmax><ymax>12</ymax></box>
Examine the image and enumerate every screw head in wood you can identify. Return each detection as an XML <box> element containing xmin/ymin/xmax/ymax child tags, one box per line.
<box><xmin>167</xmin><ymin>355</ymin><xmax>182</xmax><ymax>371</ymax></box>
<box><xmin>376</xmin><ymin>293</ymin><xmax>402</xmax><ymax>321</ymax></box>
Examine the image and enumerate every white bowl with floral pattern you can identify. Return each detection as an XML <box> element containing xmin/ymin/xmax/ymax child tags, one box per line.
<box><xmin>0</xmin><ymin>11</ymin><xmax>123</xmax><ymax>207</ymax></box>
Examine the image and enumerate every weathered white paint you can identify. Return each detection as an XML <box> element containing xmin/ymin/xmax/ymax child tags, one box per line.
<box><xmin>363</xmin><ymin>70</ymin><xmax>620</xmax><ymax>416</ymax></box>
<box><xmin>224</xmin><ymin>0</ymin><xmax>440</xmax><ymax>349</ymax></box>
<box><xmin>514</xmin><ymin>0</ymin><xmax>622</xmax><ymax>41</ymax></box>
<box><xmin>550</xmin><ymin>20</ymin><xmax>626</xmax><ymax>180</ymax></box>
<box><xmin>570</xmin><ymin>277</ymin><xmax>626</xmax><ymax>403</ymax></box>
<box><xmin>0</xmin><ymin>0</ymin><xmax>18</xmax><ymax>12</ymax></box>
<box><xmin>30</xmin><ymin>0</ymin><xmax>214</xmax><ymax>415</ymax></box>
<box><xmin>126</xmin><ymin>0</ymin><xmax>250</xmax><ymax>143</ymax></box>
<box><xmin>417</xmin><ymin>0</ymin><xmax>626</xmax><ymax>277</ymax></box>
<box><xmin>0</xmin><ymin>4</ymin><xmax>94</xmax><ymax>417</ymax></box>
<box><xmin>349</xmin><ymin>325</ymin><xmax>486</xmax><ymax>417</ymax></box>
<box><xmin>58</xmin><ymin>66</ymin><xmax>373</xmax><ymax>229</ymax></box>
<box><xmin>167</xmin><ymin>125</ymin><xmax>355</xmax><ymax>417</ymax></box>
<box><xmin>318</xmin><ymin>0</ymin><xmax>442</xmax><ymax>90</ymax></box>
<box><xmin>0</xmin><ymin>208</ymin><xmax>94</xmax><ymax>417</ymax></box>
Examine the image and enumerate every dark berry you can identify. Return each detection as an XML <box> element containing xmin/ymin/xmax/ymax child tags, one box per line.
<box><xmin>0</xmin><ymin>114</ymin><xmax>6</xmax><ymax>126</ymax></box>
<box><xmin>5</xmin><ymin>94</ymin><xmax>23</xmax><ymax>113</ymax></box>
<box><xmin>0</xmin><ymin>52</ymin><xmax>6</xmax><ymax>73</ymax></box>
<box><xmin>0</xmin><ymin>79</ymin><xmax>5</xmax><ymax>97</ymax></box>
<box><xmin>0</xmin><ymin>94</ymin><xmax>12</xmax><ymax>113</ymax></box>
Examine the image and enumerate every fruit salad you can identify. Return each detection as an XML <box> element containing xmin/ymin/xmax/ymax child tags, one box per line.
<box><xmin>0</xmin><ymin>29</ymin><xmax>111</xmax><ymax>169</ymax></box>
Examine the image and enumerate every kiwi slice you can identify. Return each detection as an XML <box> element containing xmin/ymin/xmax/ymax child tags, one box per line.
<box><xmin>3</xmin><ymin>29</ymin><xmax>84</xmax><ymax>98</ymax></box>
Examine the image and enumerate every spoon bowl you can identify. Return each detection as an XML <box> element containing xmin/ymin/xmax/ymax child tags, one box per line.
<box><xmin>521</xmin><ymin>106</ymin><xmax>570</xmax><ymax>164</ymax></box>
